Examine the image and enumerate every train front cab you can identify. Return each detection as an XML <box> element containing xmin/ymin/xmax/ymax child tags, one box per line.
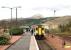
<box><xmin>35</xmin><ymin>25</ymin><xmax>45</xmax><ymax>40</ymax></box>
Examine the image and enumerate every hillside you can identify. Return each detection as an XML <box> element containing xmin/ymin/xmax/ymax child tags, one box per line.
<box><xmin>44</xmin><ymin>16</ymin><xmax>71</xmax><ymax>25</ymax></box>
<box><xmin>0</xmin><ymin>17</ymin><xmax>57</xmax><ymax>28</ymax></box>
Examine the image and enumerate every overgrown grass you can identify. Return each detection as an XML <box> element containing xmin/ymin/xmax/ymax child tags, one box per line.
<box><xmin>49</xmin><ymin>28</ymin><xmax>71</xmax><ymax>37</ymax></box>
<box><xmin>51</xmin><ymin>31</ymin><xmax>71</xmax><ymax>37</ymax></box>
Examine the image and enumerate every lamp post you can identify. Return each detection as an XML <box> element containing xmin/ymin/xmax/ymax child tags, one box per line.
<box><xmin>1</xmin><ymin>7</ymin><xmax>16</xmax><ymax>28</ymax></box>
<box><xmin>53</xmin><ymin>10</ymin><xmax>56</xmax><ymax>16</ymax></box>
<box><xmin>15</xmin><ymin>6</ymin><xmax>21</xmax><ymax>26</ymax></box>
<box><xmin>2</xmin><ymin>6</ymin><xmax>21</xmax><ymax>26</ymax></box>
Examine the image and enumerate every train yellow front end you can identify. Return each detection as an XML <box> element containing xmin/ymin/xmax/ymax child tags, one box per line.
<box><xmin>34</xmin><ymin>25</ymin><xmax>45</xmax><ymax>40</ymax></box>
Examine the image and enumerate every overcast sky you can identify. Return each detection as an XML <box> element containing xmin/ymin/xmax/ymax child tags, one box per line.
<box><xmin>0</xmin><ymin>0</ymin><xmax>71</xmax><ymax>20</ymax></box>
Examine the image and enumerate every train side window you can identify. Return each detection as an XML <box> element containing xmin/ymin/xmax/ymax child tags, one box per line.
<box><xmin>42</xmin><ymin>28</ymin><xmax>44</xmax><ymax>30</ymax></box>
<box><xmin>36</xmin><ymin>28</ymin><xmax>38</xmax><ymax>30</ymax></box>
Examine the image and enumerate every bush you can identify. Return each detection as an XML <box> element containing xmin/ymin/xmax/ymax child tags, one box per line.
<box><xmin>9</xmin><ymin>27</ymin><xmax>23</xmax><ymax>35</ymax></box>
<box><xmin>0</xmin><ymin>36</ymin><xmax>9</xmax><ymax>45</ymax></box>
<box><xmin>3</xmin><ymin>32</ymin><xmax>11</xmax><ymax>40</ymax></box>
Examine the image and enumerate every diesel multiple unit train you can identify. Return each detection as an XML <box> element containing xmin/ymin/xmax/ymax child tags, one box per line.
<box><xmin>34</xmin><ymin>25</ymin><xmax>45</xmax><ymax>39</ymax></box>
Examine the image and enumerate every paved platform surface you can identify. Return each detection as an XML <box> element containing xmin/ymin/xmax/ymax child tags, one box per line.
<box><xmin>29</xmin><ymin>36</ymin><xmax>39</xmax><ymax>50</ymax></box>
<box><xmin>6</xmin><ymin>32</ymin><xmax>31</xmax><ymax>50</ymax></box>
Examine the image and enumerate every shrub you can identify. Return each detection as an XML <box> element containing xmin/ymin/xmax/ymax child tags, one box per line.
<box><xmin>3</xmin><ymin>33</ymin><xmax>11</xmax><ymax>40</ymax></box>
<box><xmin>0</xmin><ymin>36</ymin><xmax>9</xmax><ymax>45</ymax></box>
<box><xmin>9</xmin><ymin>27</ymin><xmax>23</xmax><ymax>35</ymax></box>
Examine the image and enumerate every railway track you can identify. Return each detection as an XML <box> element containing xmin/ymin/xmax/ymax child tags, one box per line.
<box><xmin>37</xmin><ymin>40</ymin><xmax>53</xmax><ymax>50</ymax></box>
<box><xmin>36</xmin><ymin>39</ymin><xmax>55</xmax><ymax>50</ymax></box>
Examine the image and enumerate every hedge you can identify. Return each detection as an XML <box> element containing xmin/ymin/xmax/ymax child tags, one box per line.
<box><xmin>9</xmin><ymin>27</ymin><xmax>23</xmax><ymax>35</ymax></box>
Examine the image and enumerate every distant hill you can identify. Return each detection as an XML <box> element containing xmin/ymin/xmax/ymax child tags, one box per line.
<box><xmin>44</xmin><ymin>16</ymin><xmax>71</xmax><ymax>25</ymax></box>
<box><xmin>0</xmin><ymin>17</ymin><xmax>57</xmax><ymax>28</ymax></box>
<box><xmin>29</xmin><ymin>14</ymin><xmax>44</xmax><ymax>19</ymax></box>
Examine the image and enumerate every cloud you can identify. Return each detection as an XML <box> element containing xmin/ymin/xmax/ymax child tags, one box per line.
<box><xmin>0</xmin><ymin>0</ymin><xmax>71</xmax><ymax>20</ymax></box>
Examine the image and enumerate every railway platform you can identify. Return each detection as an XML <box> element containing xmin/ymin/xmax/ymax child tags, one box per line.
<box><xmin>6</xmin><ymin>32</ymin><xmax>39</xmax><ymax>50</ymax></box>
<box><xmin>6</xmin><ymin>32</ymin><xmax>31</xmax><ymax>50</ymax></box>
